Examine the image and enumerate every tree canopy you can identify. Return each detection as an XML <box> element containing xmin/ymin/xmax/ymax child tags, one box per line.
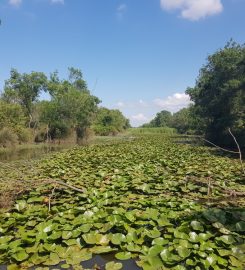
<box><xmin>186</xmin><ymin>41</ymin><xmax>245</xmax><ymax>147</ymax></box>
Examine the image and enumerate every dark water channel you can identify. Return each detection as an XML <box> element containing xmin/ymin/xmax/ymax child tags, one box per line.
<box><xmin>0</xmin><ymin>255</ymin><xmax>141</xmax><ymax>270</ymax></box>
<box><xmin>0</xmin><ymin>144</ymin><xmax>71</xmax><ymax>162</ymax></box>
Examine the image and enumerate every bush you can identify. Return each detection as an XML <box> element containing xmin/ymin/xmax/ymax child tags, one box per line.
<box><xmin>0</xmin><ymin>127</ymin><xmax>18</xmax><ymax>147</ymax></box>
<box><xmin>76</xmin><ymin>127</ymin><xmax>94</xmax><ymax>145</ymax></box>
<box><xmin>93</xmin><ymin>125</ymin><xmax>118</xmax><ymax>136</ymax></box>
<box><xmin>15</xmin><ymin>128</ymin><xmax>32</xmax><ymax>143</ymax></box>
<box><xmin>49</xmin><ymin>122</ymin><xmax>70</xmax><ymax>141</ymax></box>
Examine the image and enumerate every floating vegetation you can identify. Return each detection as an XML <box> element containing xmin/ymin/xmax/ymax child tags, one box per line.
<box><xmin>0</xmin><ymin>135</ymin><xmax>244</xmax><ymax>269</ymax></box>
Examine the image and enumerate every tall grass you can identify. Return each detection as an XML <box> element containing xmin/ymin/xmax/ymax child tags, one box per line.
<box><xmin>129</xmin><ymin>127</ymin><xmax>177</xmax><ymax>135</ymax></box>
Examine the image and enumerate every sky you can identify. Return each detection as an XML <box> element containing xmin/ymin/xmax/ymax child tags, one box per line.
<box><xmin>0</xmin><ymin>0</ymin><xmax>244</xmax><ymax>126</ymax></box>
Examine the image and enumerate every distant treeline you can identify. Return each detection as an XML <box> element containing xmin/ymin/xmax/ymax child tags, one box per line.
<box><xmin>0</xmin><ymin>67</ymin><xmax>130</xmax><ymax>147</ymax></box>
<box><xmin>142</xmin><ymin>41</ymin><xmax>245</xmax><ymax>148</ymax></box>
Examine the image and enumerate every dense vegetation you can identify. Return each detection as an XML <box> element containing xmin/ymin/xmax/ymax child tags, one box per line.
<box><xmin>0</xmin><ymin>134</ymin><xmax>244</xmax><ymax>269</ymax></box>
<box><xmin>0</xmin><ymin>68</ymin><xmax>129</xmax><ymax>147</ymax></box>
<box><xmin>142</xmin><ymin>41</ymin><xmax>245</xmax><ymax>148</ymax></box>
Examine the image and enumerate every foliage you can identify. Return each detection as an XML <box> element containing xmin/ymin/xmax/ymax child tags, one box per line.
<box><xmin>129</xmin><ymin>127</ymin><xmax>176</xmax><ymax>135</ymax></box>
<box><xmin>142</xmin><ymin>110</ymin><xmax>172</xmax><ymax>128</ymax></box>
<box><xmin>0</xmin><ymin>134</ymin><xmax>244</xmax><ymax>269</ymax></box>
<box><xmin>186</xmin><ymin>41</ymin><xmax>245</xmax><ymax>147</ymax></box>
<box><xmin>2</xmin><ymin>69</ymin><xmax>47</xmax><ymax>127</ymax></box>
<box><xmin>92</xmin><ymin>107</ymin><xmax>130</xmax><ymax>136</ymax></box>
<box><xmin>0</xmin><ymin>100</ymin><xmax>27</xmax><ymax>130</ymax></box>
<box><xmin>171</xmin><ymin>105</ymin><xmax>205</xmax><ymax>135</ymax></box>
<box><xmin>0</xmin><ymin>127</ymin><xmax>18</xmax><ymax>147</ymax></box>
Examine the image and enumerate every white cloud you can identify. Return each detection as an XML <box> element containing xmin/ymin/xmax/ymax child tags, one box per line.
<box><xmin>160</xmin><ymin>0</ymin><xmax>223</xmax><ymax>20</ymax></box>
<box><xmin>116</xmin><ymin>101</ymin><xmax>125</xmax><ymax>108</ymax></box>
<box><xmin>117</xmin><ymin>4</ymin><xmax>127</xmax><ymax>12</ymax></box>
<box><xmin>9</xmin><ymin>0</ymin><xmax>22</xmax><ymax>7</ymax></box>
<box><xmin>50</xmin><ymin>0</ymin><xmax>64</xmax><ymax>4</ymax></box>
<box><xmin>139</xmin><ymin>99</ymin><xmax>148</xmax><ymax>107</ymax></box>
<box><xmin>131</xmin><ymin>113</ymin><xmax>148</xmax><ymax>121</ymax></box>
<box><xmin>153</xmin><ymin>93</ymin><xmax>191</xmax><ymax>112</ymax></box>
<box><xmin>117</xmin><ymin>3</ymin><xmax>127</xmax><ymax>20</ymax></box>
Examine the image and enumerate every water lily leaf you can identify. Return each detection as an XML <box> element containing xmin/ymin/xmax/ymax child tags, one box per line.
<box><xmin>82</xmin><ymin>233</ymin><xmax>96</xmax><ymax>244</ymax></box>
<box><xmin>176</xmin><ymin>246</ymin><xmax>191</xmax><ymax>259</ymax></box>
<box><xmin>0</xmin><ymin>236</ymin><xmax>14</xmax><ymax>244</ymax></box>
<box><xmin>43</xmin><ymin>253</ymin><xmax>60</xmax><ymax>266</ymax></box>
<box><xmin>160</xmin><ymin>249</ymin><xmax>171</xmax><ymax>262</ymax></box>
<box><xmin>105</xmin><ymin>261</ymin><xmax>123</xmax><ymax>270</ymax></box>
<box><xmin>111</xmin><ymin>233</ymin><xmax>126</xmax><ymax>245</ymax></box>
<box><xmin>148</xmin><ymin>245</ymin><xmax>164</xmax><ymax>257</ymax></box>
<box><xmin>61</xmin><ymin>264</ymin><xmax>70</xmax><ymax>269</ymax></box>
<box><xmin>145</xmin><ymin>228</ymin><xmax>161</xmax><ymax>238</ymax></box>
<box><xmin>186</xmin><ymin>259</ymin><xmax>196</xmax><ymax>266</ymax></box>
<box><xmin>190</xmin><ymin>221</ymin><xmax>204</xmax><ymax>232</ymax></box>
<box><xmin>63</xmin><ymin>239</ymin><xmax>79</xmax><ymax>246</ymax></box>
<box><xmin>79</xmin><ymin>224</ymin><xmax>92</xmax><ymax>233</ymax></box>
<box><xmin>14</xmin><ymin>200</ymin><xmax>27</xmax><ymax>212</ymax></box>
<box><xmin>83</xmin><ymin>210</ymin><xmax>94</xmax><ymax>219</ymax></box>
<box><xmin>11</xmin><ymin>250</ymin><xmax>29</xmax><ymax>262</ymax></box>
<box><xmin>62</xmin><ymin>231</ymin><xmax>73</xmax><ymax>240</ymax></box>
<box><xmin>217</xmin><ymin>249</ymin><xmax>231</xmax><ymax>257</ymax></box>
<box><xmin>174</xmin><ymin>230</ymin><xmax>188</xmax><ymax>239</ymax></box>
<box><xmin>152</xmin><ymin>237</ymin><xmax>169</xmax><ymax>246</ymax></box>
<box><xmin>216</xmin><ymin>235</ymin><xmax>235</xmax><ymax>245</ymax></box>
<box><xmin>206</xmin><ymin>254</ymin><xmax>218</xmax><ymax>266</ymax></box>
<box><xmin>157</xmin><ymin>216</ymin><xmax>171</xmax><ymax>226</ymax></box>
<box><xmin>125</xmin><ymin>212</ymin><xmax>136</xmax><ymax>222</ymax></box>
<box><xmin>189</xmin><ymin>232</ymin><xmax>199</xmax><ymax>243</ymax></box>
<box><xmin>7</xmin><ymin>264</ymin><xmax>19</xmax><ymax>270</ymax></box>
<box><xmin>49</xmin><ymin>231</ymin><xmax>62</xmax><ymax>240</ymax></box>
<box><xmin>26</xmin><ymin>220</ymin><xmax>37</xmax><ymax>227</ymax></box>
<box><xmin>199</xmin><ymin>232</ymin><xmax>213</xmax><ymax>241</ymax></box>
<box><xmin>90</xmin><ymin>245</ymin><xmax>115</xmax><ymax>254</ymax></box>
<box><xmin>115</xmin><ymin>251</ymin><xmax>131</xmax><ymax>260</ymax></box>
<box><xmin>229</xmin><ymin>256</ymin><xmax>244</xmax><ymax>267</ymax></box>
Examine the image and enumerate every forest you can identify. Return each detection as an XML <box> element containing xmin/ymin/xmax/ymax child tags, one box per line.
<box><xmin>0</xmin><ymin>67</ymin><xmax>130</xmax><ymax>147</ymax></box>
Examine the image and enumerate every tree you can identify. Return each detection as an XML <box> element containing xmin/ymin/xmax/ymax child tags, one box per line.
<box><xmin>142</xmin><ymin>110</ymin><xmax>172</xmax><ymax>128</ymax></box>
<box><xmin>2</xmin><ymin>69</ymin><xmax>47</xmax><ymax>127</ymax></box>
<box><xmin>38</xmin><ymin>68</ymin><xmax>100</xmax><ymax>142</ymax></box>
<box><xmin>92</xmin><ymin>107</ymin><xmax>130</xmax><ymax>135</ymax></box>
<box><xmin>186</xmin><ymin>41</ymin><xmax>245</xmax><ymax>147</ymax></box>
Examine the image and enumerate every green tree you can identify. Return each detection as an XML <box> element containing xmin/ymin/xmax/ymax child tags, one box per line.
<box><xmin>186</xmin><ymin>41</ymin><xmax>245</xmax><ymax>147</ymax></box>
<box><xmin>92</xmin><ymin>107</ymin><xmax>130</xmax><ymax>135</ymax></box>
<box><xmin>143</xmin><ymin>110</ymin><xmax>172</xmax><ymax>128</ymax></box>
<box><xmin>2</xmin><ymin>69</ymin><xmax>47</xmax><ymax>127</ymax></box>
<box><xmin>38</xmin><ymin>68</ymin><xmax>100</xmax><ymax>142</ymax></box>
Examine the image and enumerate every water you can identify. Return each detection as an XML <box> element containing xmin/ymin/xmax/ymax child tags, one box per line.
<box><xmin>0</xmin><ymin>144</ymin><xmax>72</xmax><ymax>162</ymax></box>
<box><xmin>0</xmin><ymin>255</ymin><xmax>141</xmax><ymax>270</ymax></box>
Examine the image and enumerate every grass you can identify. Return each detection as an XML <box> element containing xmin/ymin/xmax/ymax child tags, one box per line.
<box><xmin>129</xmin><ymin>127</ymin><xmax>177</xmax><ymax>135</ymax></box>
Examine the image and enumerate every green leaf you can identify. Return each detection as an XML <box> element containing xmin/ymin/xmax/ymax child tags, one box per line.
<box><xmin>216</xmin><ymin>235</ymin><xmax>235</xmax><ymax>245</ymax></box>
<box><xmin>105</xmin><ymin>261</ymin><xmax>123</xmax><ymax>270</ymax></box>
<box><xmin>11</xmin><ymin>250</ymin><xmax>29</xmax><ymax>262</ymax></box>
<box><xmin>115</xmin><ymin>252</ymin><xmax>131</xmax><ymax>260</ymax></box>
<box><xmin>176</xmin><ymin>246</ymin><xmax>191</xmax><ymax>259</ymax></box>
<box><xmin>191</xmin><ymin>221</ymin><xmax>204</xmax><ymax>231</ymax></box>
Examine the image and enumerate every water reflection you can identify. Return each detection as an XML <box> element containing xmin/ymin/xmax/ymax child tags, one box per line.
<box><xmin>81</xmin><ymin>254</ymin><xmax>141</xmax><ymax>270</ymax></box>
<box><xmin>0</xmin><ymin>144</ymin><xmax>72</xmax><ymax>162</ymax></box>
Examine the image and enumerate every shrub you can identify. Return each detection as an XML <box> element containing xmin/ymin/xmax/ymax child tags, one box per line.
<box><xmin>15</xmin><ymin>128</ymin><xmax>33</xmax><ymax>143</ymax></box>
<box><xmin>0</xmin><ymin>127</ymin><xmax>18</xmax><ymax>147</ymax></box>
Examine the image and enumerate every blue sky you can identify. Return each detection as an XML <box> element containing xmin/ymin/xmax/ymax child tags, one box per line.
<box><xmin>0</xmin><ymin>0</ymin><xmax>244</xmax><ymax>126</ymax></box>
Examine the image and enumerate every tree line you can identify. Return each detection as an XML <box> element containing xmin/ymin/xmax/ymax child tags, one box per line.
<box><xmin>142</xmin><ymin>41</ymin><xmax>245</xmax><ymax>148</ymax></box>
<box><xmin>0</xmin><ymin>68</ymin><xmax>130</xmax><ymax>147</ymax></box>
